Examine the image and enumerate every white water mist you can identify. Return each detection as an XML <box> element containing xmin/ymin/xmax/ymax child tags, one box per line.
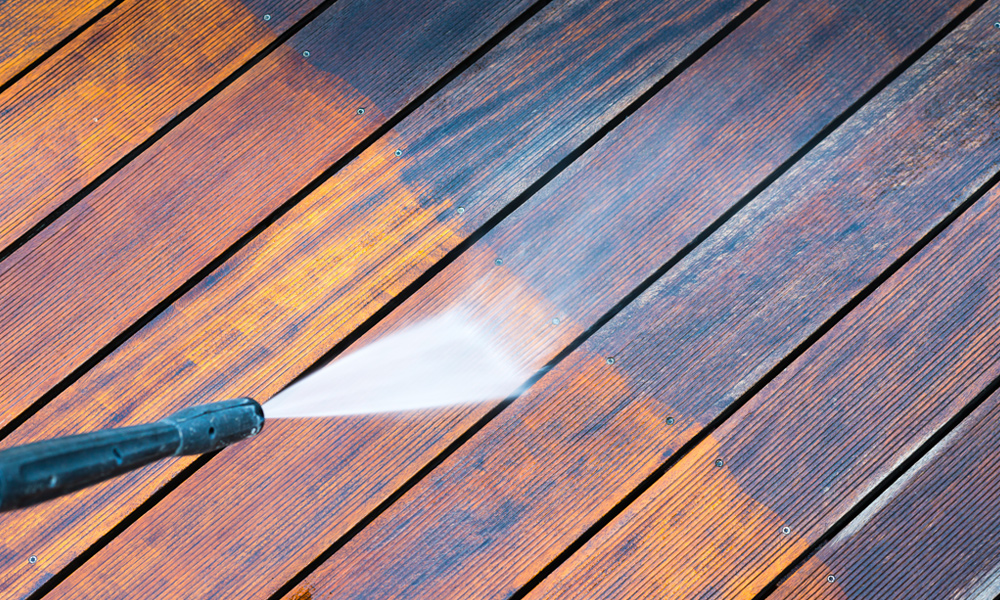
<box><xmin>264</xmin><ymin>312</ymin><xmax>528</xmax><ymax>418</ymax></box>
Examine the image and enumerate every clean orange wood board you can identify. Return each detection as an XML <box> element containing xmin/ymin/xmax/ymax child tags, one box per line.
<box><xmin>0</xmin><ymin>0</ymin><xmax>323</xmax><ymax>253</ymax></box>
<box><xmin>0</xmin><ymin>0</ymin><xmax>114</xmax><ymax>90</ymax></box>
<box><xmin>0</xmin><ymin>0</ymin><xmax>536</xmax><ymax>435</ymax></box>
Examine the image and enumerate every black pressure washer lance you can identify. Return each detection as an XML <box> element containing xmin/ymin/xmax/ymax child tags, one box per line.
<box><xmin>0</xmin><ymin>398</ymin><xmax>264</xmax><ymax>511</ymax></box>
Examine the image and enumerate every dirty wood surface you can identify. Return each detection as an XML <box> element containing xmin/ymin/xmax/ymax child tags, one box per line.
<box><xmin>0</xmin><ymin>0</ymin><xmax>998</xmax><ymax>598</ymax></box>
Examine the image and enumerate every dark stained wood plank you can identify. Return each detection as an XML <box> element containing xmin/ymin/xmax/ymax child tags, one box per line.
<box><xmin>0</xmin><ymin>0</ymin><xmax>758</xmax><ymax>596</ymax></box>
<box><xmin>0</xmin><ymin>0</ymin><xmax>114</xmax><ymax>89</ymax></box>
<box><xmin>37</xmin><ymin>0</ymin><xmax>982</xmax><ymax>598</ymax></box>
<box><xmin>772</xmin><ymin>381</ymin><xmax>1000</xmax><ymax>599</ymax></box>
<box><xmin>0</xmin><ymin>0</ymin><xmax>537</xmax><ymax>433</ymax></box>
<box><xmin>0</xmin><ymin>0</ymin><xmax>324</xmax><ymax>252</ymax></box>
<box><xmin>528</xmin><ymin>161</ymin><xmax>1000</xmax><ymax>598</ymax></box>
<box><xmin>268</xmin><ymin>6</ymin><xmax>999</xmax><ymax>598</ymax></box>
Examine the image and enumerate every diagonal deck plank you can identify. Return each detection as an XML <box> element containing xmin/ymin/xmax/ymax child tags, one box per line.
<box><xmin>529</xmin><ymin>140</ymin><xmax>1000</xmax><ymax>599</ymax></box>
<box><xmin>0</xmin><ymin>0</ymin><xmax>757</xmax><ymax>596</ymax></box>
<box><xmin>0</xmin><ymin>0</ymin><xmax>536</xmax><ymax>434</ymax></box>
<box><xmin>279</xmin><ymin>4</ymin><xmax>999</xmax><ymax>598</ymax></box>
<box><xmin>33</xmin><ymin>0</ymin><xmax>982</xmax><ymax>598</ymax></box>
<box><xmin>0</xmin><ymin>0</ymin><xmax>114</xmax><ymax>90</ymax></box>
<box><xmin>772</xmin><ymin>373</ymin><xmax>1000</xmax><ymax>599</ymax></box>
<box><xmin>515</xmin><ymin>16</ymin><xmax>1000</xmax><ymax>600</ymax></box>
<box><xmin>0</xmin><ymin>0</ymin><xmax>324</xmax><ymax>254</ymax></box>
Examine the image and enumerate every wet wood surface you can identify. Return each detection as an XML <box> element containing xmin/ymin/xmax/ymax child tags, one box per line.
<box><xmin>0</xmin><ymin>0</ymin><xmax>997</xmax><ymax>598</ymax></box>
<box><xmin>0</xmin><ymin>0</ymin><xmax>535</xmax><ymax>431</ymax></box>
<box><xmin>0</xmin><ymin>0</ymin><xmax>324</xmax><ymax>253</ymax></box>
<box><xmin>0</xmin><ymin>0</ymin><xmax>114</xmax><ymax>90</ymax></box>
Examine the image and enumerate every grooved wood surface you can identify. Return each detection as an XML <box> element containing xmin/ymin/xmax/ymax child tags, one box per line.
<box><xmin>0</xmin><ymin>0</ymin><xmax>997</xmax><ymax>598</ymax></box>
<box><xmin>0</xmin><ymin>0</ymin><xmax>535</xmax><ymax>432</ymax></box>
<box><xmin>285</xmin><ymin>4</ymin><xmax>1000</xmax><ymax>598</ymax></box>
<box><xmin>773</xmin><ymin>376</ymin><xmax>1000</xmax><ymax>599</ymax></box>
<box><xmin>0</xmin><ymin>0</ymin><xmax>323</xmax><ymax>253</ymax></box>
<box><xmin>0</xmin><ymin>0</ymin><xmax>114</xmax><ymax>89</ymax></box>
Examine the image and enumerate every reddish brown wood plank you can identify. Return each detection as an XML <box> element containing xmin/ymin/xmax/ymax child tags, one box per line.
<box><xmin>0</xmin><ymin>0</ymin><xmax>536</xmax><ymax>433</ymax></box>
<box><xmin>772</xmin><ymin>379</ymin><xmax>1000</xmax><ymax>599</ymax></box>
<box><xmin>0</xmin><ymin>0</ymin><xmax>324</xmax><ymax>252</ymax></box>
<box><xmin>528</xmin><ymin>162</ymin><xmax>1000</xmax><ymax>598</ymax></box>
<box><xmin>34</xmin><ymin>0</ymin><xmax>980</xmax><ymax>598</ymax></box>
<box><xmin>0</xmin><ymin>0</ymin><xmax>113</xmax><ymax>89</ymax></box>
<box><xmin>271</xmin><ymin>5</ymin><xmax>999</xmax><ymax>598</ymax></box>
<box><xmin>0</xmin><ymin>0</ymin><xmax>757</xmax><ymax>596</ymax></box>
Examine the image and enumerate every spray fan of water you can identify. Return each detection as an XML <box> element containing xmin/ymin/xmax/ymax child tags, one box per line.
<box><xmin>264</xmin><ymin>312</ymin><xmax>528</xmax><ymax>418</ymax></box>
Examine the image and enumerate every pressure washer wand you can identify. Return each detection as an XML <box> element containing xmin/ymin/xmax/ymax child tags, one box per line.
<box><xmin>0</xmin><ymin>398</ymin><xmax>264</xmax><ymax>511</ymax></box>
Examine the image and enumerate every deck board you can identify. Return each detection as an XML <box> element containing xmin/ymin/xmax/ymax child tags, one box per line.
<box><xmin>0</xmin><ymin>0</ymin><xmax>324</xmax><ymax>253</ymax></box>
<box><xmin>773</xmin><ymin>374</ymin><xmax>1000</xmax><ymax>598</ymax></box>
<box><xmin>0</xmin><ymin>0</ymin><xmax>114</xmax><ymax>90</ymax></box>
<box><xmin>0</xmin><ymin>0</ymin><xmax>997</xmax><ymax>598</ymax></box>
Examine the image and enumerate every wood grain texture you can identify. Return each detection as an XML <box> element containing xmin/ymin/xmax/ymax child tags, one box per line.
<box><xmin>280</xmin><ymin>4</ymin><xmax>1000</xmax><ymax>598</ymax></box>
<box><xmin>521</xmin><ymin>14</ymin><xmax>1000</xmax><ymax>598</ymax></box>
<box><xmin>0</xmin><ymin>0</ymin><xmax>323</xmax><ymax>252</ymax></box>
<box><xmin>0</xmin><ymin>0</ymin><xmax>535</xmax><ymax>433</ymax></box>
<box><xmin>772</xmin><ymin>377</ymin><xmax>1000</xmax><ymax>599</ymax></box>
<box><xmin>31</xmin><ymin>0</ymin><xmax>974</xmax><ymax>597</ymax></box>
<box><xmin>0</xmin><ymin>0</ymin><xmax>756</xmax><ymax>596</ymax></box>
<box><xmin>0</xmin><ymin>0</ymin><xmax>113</xmax><ymax>89</ymax></box>
<box><xmin>531</xmin><ymin>156</ymin><xmax>1000</xmax><ymax>599</ymax></box>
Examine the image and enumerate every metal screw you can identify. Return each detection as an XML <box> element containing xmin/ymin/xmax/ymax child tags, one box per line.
<box><xmin>715</xmin><ymin>458</ymin><xmax>724</xmax><ymax>468</ymax></box>
<box><xmin>302</xmin><ymin>51</ymin><xmax>311</xmax><ymax>58</ymax></box>
<box><xmin>357</xmin><ymin>108</ymin><xmax>366</xmax><ymax>115</ymax></box>
<box><xmin>782</xmin><ymin>526</ymin><xmax>791</xmax><ymax>535</ymax></box>
<box><xmin>606</xmin><ymin>357</ymin><xmax>615</xmax><ymax>365</ymax></box>
<box><xmin>495</xmin><ymin>258</ymin><xmax>503</xmax><ymax>266</ymax></box>
<box><xmin>827</xmin><ymin>575</ymin><xmax>836</xmax><ymax>583</ymax></box>
<box><xmin>456</xmin><ymin>207</ymin><xmax>465</xmax><ymax>214</ymax></box>
<box><xmin>551</xmin><ymin>318</ymin><xmax>560</xmax><ymax>325</ymax></box>
<box><xmin>666</xmin><ymin>417</ymin><xmax>675</xmax><ymax>425</ymax></box>
<box><xmin>263</xmin><ymin>14</ymin><xmax>271</xmax><ymax>21</ymax></box>
<box><xmin>28</xmin><ymin>556</ymin><xmax>36</xmax><ymax>564</ymax></box>
<box><xmin>394</xmin><ymin>149</ymin><xmax>402</xmax><ymax>157</ymax></box>
<box><xmin>995</xmin><ymin>22</ymin><xmax>1000</xmax><ymax>28</ymax></box>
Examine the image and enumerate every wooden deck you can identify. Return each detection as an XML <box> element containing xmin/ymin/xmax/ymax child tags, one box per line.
<box><xmin>1</xmin><ymin>0</ymin><xmax>999</xmax><ymax>597</ymax></box>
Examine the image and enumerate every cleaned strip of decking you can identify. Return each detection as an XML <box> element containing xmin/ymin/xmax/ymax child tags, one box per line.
<box><xmin>772</xmin><ymin>377</ymin><xmax>1000</xmax><ymax>599</ymax></box>
<box><xmin>0</xmin><ymin>0</ymin><xmax>323</xmax><ymax>253</ymax></box>
<box><xmin>38</xmin><ymin>0</ymin><xmax>981</xmax><ymax>598</ymax></box>
<box><xmin>529</xmin><ymin>148</ymin><xmax>1000</xmax><ymax>598</ymax></box>
<box><xmin>0</xmin><ymin>0</ymin><xmax>756</xmax><ymax>596</ymax></box>
<box><xmin>0</xmin><ymin>0</ymin><xmax>114</xmax><ymax>90</ymax></box>
<box><xmin>0</xmin><ymin>0</ymin><xmax>537</xmax><ymax>433</ymax></box>
<box><xmin>278</xmin><ymin>5</ymin><xmax>1000</xmax><ymax>598</ymax></box>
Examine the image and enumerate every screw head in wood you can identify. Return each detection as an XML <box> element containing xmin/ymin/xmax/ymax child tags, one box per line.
<box><xmin>394</xmin><ymin>149</ymin><xmax>402</xmax><ymax>156</ymax></box>
<box><xmin>666</xmin><ymin>417</ymin><xmax>675</xmax><ymax>425</ymax></box>
<box><xmin>606</xmin><ymin>357</ymin><xmax>615</xmax><ymax>365</ymax></box>
<box><xmin>263</xmin><ymin>14</ymin><xmax>271</xmax><ymax>21</ymax></box>
<box><xmin>551</xmin><ymin>318</ymin><xmax>560</xmax><ymax>325</ymax></box>
<box><xmin>714</xmin><ymin>458</ymin><xmax>724</xmax><ymax>468</ymax></box>
<box><xmin>495</xmin><ymin>258</ymin><xmax>503</xmax><ymax>266</ymax></box>
<box><xmin>457</xmin><ymin>207</ymin><xmax>465</xmax><ymax>214</ymax></box>
<box><xmin>28</xmin><ymin>556</ymin><xmax>36</xmax><ymax>564</ymax></box>
<box><xmin>357</xmin><ymin>108</ymin><xmax>365</xmax><ymax>115</ymax></box>
<box><xmin>782</xmin><ymin>526</ymin><xmax>791</xmax><ymax>535</ymax></box>
<box><xmin>302</xmin><ymin>51</ymin><xmax>311</xmax><ymax>57</ymax></box>
<box><xmin>827</xmin><ymin>575</ymin><xmax>836</xmax><ymax>583</ymax></box>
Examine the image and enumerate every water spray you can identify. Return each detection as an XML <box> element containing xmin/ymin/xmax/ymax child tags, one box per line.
<box><xmin>0</xmin><ymin>398</ymin><xmax>264</xmax><ymax>511</ymax></box>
